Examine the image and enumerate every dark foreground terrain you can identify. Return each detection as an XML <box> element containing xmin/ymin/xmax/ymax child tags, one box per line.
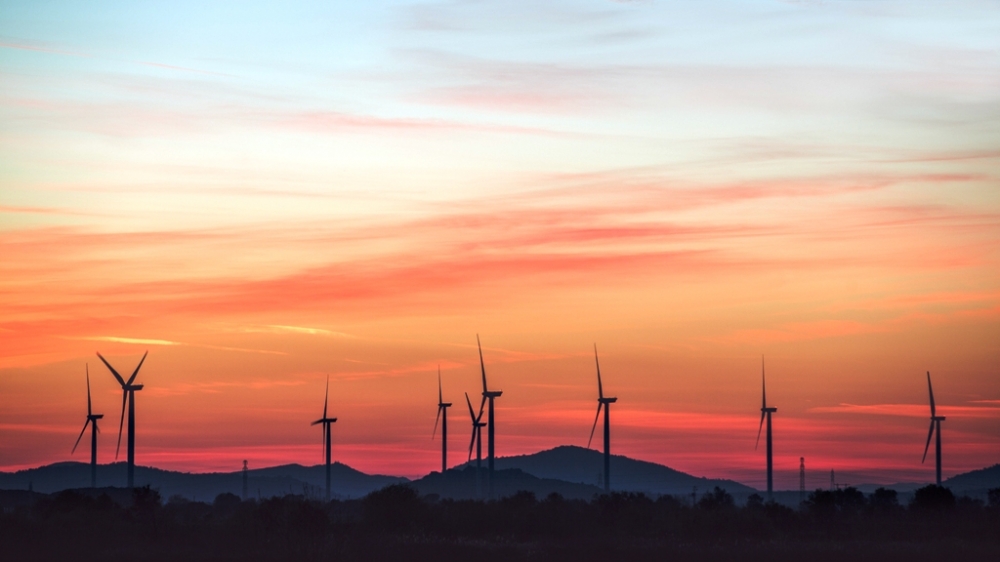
<box><xmin>2</xmin><ymin>484</ymin><xmax>998</xmax><ymax>561</ymax></box>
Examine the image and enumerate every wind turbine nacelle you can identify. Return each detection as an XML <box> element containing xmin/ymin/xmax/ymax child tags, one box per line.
<box><xmin>933</xmin><ymin>416</ymin><xmax>946</xmax><ymax>421</ymax></box>
<box><xmin>124</xmin><ymin>384</ymin><xmax>144</xmax><ymax>391</ymax></box>
<box><xmin>600</xmin><ymin>397</ymin><xmax>618</xmax><ymax>404</ymax></box>
<box><xmin>483</xmin><ymin>391</ymin><xmax>503</xmax><ymax>398</ymax></box>
<box><xmin>89</xmin><ymin>414</ymin><xmax>104</xmax><ymax>420</ymax></box>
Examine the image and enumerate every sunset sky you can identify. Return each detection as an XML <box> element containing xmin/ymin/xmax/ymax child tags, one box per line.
<box><xmin>1</xmin><ymin>1</ymin><xmax>999</xmax><ymax>489</ymax></box>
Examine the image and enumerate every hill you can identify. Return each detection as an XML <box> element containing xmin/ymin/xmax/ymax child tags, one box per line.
<box><xmin>944</xmin><ymin>464</ymin><xmax>1000</xmax><ymax>494</ymax></box>
<box><xmin>470</xmin><ymin>446</ymin><xmax>756</xmax><ymax>496</ymax></box>
<box><xmin>411</xmin><ymin>466</ymin><xmax>603</xmax><ymax>500</ymax></box>
<box><xmin>0</xmin><ymin>461</ymin><xmax>407</xmax><ymax>500</ymax></box>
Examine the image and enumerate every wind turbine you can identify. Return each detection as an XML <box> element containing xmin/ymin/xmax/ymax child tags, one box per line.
<box><xmin>465</xmin><ymin>392</ymin><xmax>486</xmax><ymax>499</ymax></box>
<box><xmin>72</xmin><ymin>365</ymin><xmax>104</xmax><ymax>488</ymax></box>
<box><xmin>432</xmin><ymin>367</ymin><xmax>452</xmax><ymax>473</ymax></box>
<box><xmin>477</xmin><ymin>335</ymin><xmax>502</xmax><ymax>498</ymax></box>
<box><xmin>755</xmin><ymin>356</ymin><xmax>777</xmax><ymax>499</ymax></box>
<box><xmin>97</xmin><ymin>351</ymin><xmax>147</xmax><ymax>488</ymax></box>
<box><xmin>922</xmin><ymin>371</ymin><xmax>946</xmax><ymax>486</ymax></box>
<box><xmin>587</xmin><ymin>345</ymin><xmax>617</xmax><ymax>493</ymax></box>
<box><xmin>311</xmin><ymin>375</ymin><xmax>337</xmax><ymax>501</ymax></box>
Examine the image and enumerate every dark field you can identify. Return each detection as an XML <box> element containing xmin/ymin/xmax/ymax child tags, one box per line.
<box><xmin>3</xmin><ymin>485</ymin><xmax>998</xmax><ymax>561</ymax></box>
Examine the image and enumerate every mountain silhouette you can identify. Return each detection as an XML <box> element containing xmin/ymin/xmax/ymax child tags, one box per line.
<box><xmin>0</xmin><ymin>461</ymin><xmax>407</xmax><ymax>500</ymax></box>
<box><xmin>411</xmin><ymin>465</ymin><xmax>603</xmax><ymax>500</ymax></box>
<box><xmin>5</xmin><ymin>453</ymin><xmax>998</xmax><ymax>504</ymax></box>
<box><xmin>467</xmin><ymin>445</ymin><xmax>756</xmax><ymax>495</ymax></box>
<box><xmin>943</xmin><ymin>463</ymin><xmax>1000</xmax><ymax>494</ymax></box>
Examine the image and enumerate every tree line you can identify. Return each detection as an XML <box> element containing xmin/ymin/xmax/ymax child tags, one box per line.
<box><xmin>2</xmin><ymin>484</ymin><xmax>998</xmax><ymax>561</ymax></box>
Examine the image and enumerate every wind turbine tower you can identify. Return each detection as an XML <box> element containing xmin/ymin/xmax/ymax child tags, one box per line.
<box><xmin>433</xmin><ymin>367</ymin><xmax>452</xmax><ymax>473</ymax></box>
<box><xmin>465</xmin><ymin>392</ymin><xmax>486</xmax><ymax>499</ymax></box>
<box><xmin>755</xmin><ymin>356</ymin><xmax>777</xmax><ymax>499</ymax></box>
<box><xmin>922</xmin><ymin>371</ymin><xmax>946</xmax><ymax>486</ymax></box>
<box><xmin>311</xmin><ymin>376</ymin><xmax>338</xmax><ymax>501</ymax></box>
<box><xmin>72</xmin><ymin>365</ymin><xmax>104</xmax><ymax>488</ymax></box>
<box><xmin>587</xmin><ymin>345</ymin><xmax>617</xmax><ymax>493</ymax></box>
<box><xmin>97</xmin><ymin>351</ymin><xmax>147</xmax><ymax>488</ymax></box>
<box><xmin>477</xmin><ymin>335</ymin><xmax>502</xmax><ymax>498</ymax></box>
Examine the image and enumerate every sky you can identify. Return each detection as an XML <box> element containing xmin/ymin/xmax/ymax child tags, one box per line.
<box><xmin>1</xmin><ymin>0</ymin><xmax>999</xmax><ymax>490</ymax></box>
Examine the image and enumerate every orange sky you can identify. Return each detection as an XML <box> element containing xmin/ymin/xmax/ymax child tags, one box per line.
<box><xmin>2</xmin><ymin>1</ymin><xmax>999</xmax><ymax>488</ymax></box>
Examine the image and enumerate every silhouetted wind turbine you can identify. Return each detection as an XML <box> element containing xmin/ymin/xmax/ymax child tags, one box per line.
<box><xmin>465</xmin><ymin>392</ymin><xmax>486</xmax><ymax>499</ymax></box>
<box><xmin>72</xmin><ymin>365</ymin><xmax>104</xmax><ymax>488</ymax></box>
<box><xmin>311</xmin><ymin>375</ymin><xmax>337</xmax><ymax>501</ymax></box>
<box><xmin>755</xmin><ymin>356</ymin><xmax>777</xmax><ymax>499</ymax></box>
<box><xmin>432</xmin><ymin>367</ymin><xmax>452</xmax><ymax>473</ymax></box>
<box><xmin>922</xmin><ymin>371</ymin><xmax>946</xmax><ymax>486</ymax></box>
<box><xmin>477</xmin><ymin>335</ymin><xmax>502</xmax><ymax>498</ymax></box>
<box><xmin>587</xmin><ymin>345</ymin><xmax>617</xmax><ymax>493</ymax></box>
<box><xmin>97</xmin><ymin>351</ymin><xmax>147</xmax><ymax>488</ymax></box>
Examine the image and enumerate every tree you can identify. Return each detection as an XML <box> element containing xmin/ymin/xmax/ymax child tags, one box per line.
<box><xmin>697</xmin><ymin>487</ymin><xmax>734</xmax><ymax>511</ymax></box>
<box><xmin>910</xmin><ymin>485</ymin><xmax>955</xmax><ymax>511</ymax></box>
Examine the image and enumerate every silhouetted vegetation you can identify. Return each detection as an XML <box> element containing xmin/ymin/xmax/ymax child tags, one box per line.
<box><xmin>1</xmin><ymin>484</ymin><xmax>998</xmax><ymax>561</ymax></box>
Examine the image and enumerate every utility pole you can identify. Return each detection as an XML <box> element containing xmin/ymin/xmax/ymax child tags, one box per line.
<box><xmin>242</xmin><ymin>460</ymin><xmax>249</xmax><ymax>500</ymax></box>
<box><xmin>799</xmin><ymin>457</ymin><xmax>805</xmax><ymax>504</ymax></box>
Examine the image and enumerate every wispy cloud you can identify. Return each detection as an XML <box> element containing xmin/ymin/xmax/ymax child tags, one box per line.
<box><xmin>74</xmin><ymin>336</ymin><xmax>180</xmax><ymax>346</ymax></box>
<box><xmin>810</xmin><ymin>403</ymin><xmax>1000</xmax><ymax>419</ymax></box>
<box><xmin>63</xmin><ymin>336</ymin><xmax>286</xmax><ymax>356</ymax></box>
<box><xmin>257</xmin><ymin>325</ymin><xmax>355</xmax><ymax>338</ymax></box>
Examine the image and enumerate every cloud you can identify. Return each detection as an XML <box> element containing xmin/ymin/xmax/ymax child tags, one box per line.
<box><xmin>255</xmin><ymin>325</ymin><xmax>355</xmax><ymax>338</ymax></box>
<box><xmin>809</xmin><ymin>403</ymin><xmax>1000</xmax><ymax>419</ymax></box>
<box><xmin>63</xmin><ymin>335</ymin><xmax>286</xmax><ymax>356</ymax></box>
<box><xmin>74</xmin><ymin>336</ymin><xmax>180</xmax><ymax>346</ymax></box>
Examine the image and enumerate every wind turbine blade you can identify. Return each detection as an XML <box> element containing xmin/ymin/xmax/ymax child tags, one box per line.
<box><xmin>97</xmin><ymin>352</ymin><xmax>126</xmax><ymax>387</ymax></box>
<box><xmin>86</xmin><ymin>365</ymin><xmax>92</xmax><ymax>416</ymax></box>
<box><xmin>926</xmin><ymin>372</ymin><xmax>936</xmax><ymax>418</ymax></box>
<box><xmin>323</xmin><ymin>375</ymin><xmax>330</xmax><ymax>419</ymax></box>
<box><xmin>438</xmin><ymin>367</ymin><xmax>443</xmax><ymax>404</ymax></box>
<box><xmin>465</xmin><ymin>393</ymin><xmax>476</xmax><ymax>420</ymax></box>
<box><xmin>432</xmin><ymin>407</ymin><xmax>442</xmax><ymax>440</ymax></box>
<box><xmin>922</xmin><ymin>421</ymin><xmax>935</xmax><ymax>463</ymax></box>
<box><xmin>115</xmin><ymin>391</ymin><xmax>127</xmax><ymax>460</ymax></box>
<box><xmin>477</xmin><ymin>334</ymin><xmax>488</xmax><ymax>393</ymax></box>
<box><xmin>587</xmin><ymin>404</ymin><xmax>601</xmax><ymax>449</ymax></box>
<box><xmin>125</xmin><ymin>351</ymin><xmax>148</xmax><ymax>385</ymax></box>
<box><xmin>594</xmin><ymin>344</ymin><xmax>603</xmax><ymax>400</ymax></box>
<box><xmin>72</xmin><ymin>419</ymin><xmax>89</xmax><ymax>454</ymax></box>
<box><xmin>761</xmin><ymin>355</ymin><xmax>767</xmax><ymax>410</ymax></box>
<box><xmin>754</xmin><ymin>412</ymin><xmax>765</xmax><ymax>450</ymax></box>
<box><xmin>477</xmin><ymin>396</ymin><xmax>486</xmax><ymax>422</ymax></box>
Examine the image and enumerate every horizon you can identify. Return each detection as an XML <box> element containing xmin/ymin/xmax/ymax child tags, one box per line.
<box><xmin>1</xmin><ymin>1</ymin><xmax>999</xmax><ymax>489</ymax></box>
<box><xmin>8</xmin><ymin>445</ymin><xmax>999</xmax><ymax>491</ymax></box>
